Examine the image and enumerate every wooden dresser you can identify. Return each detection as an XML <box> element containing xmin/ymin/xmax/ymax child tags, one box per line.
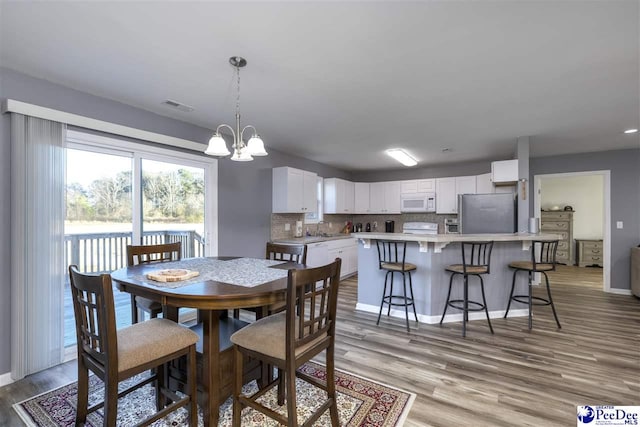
<box><xmin>540</xmin><ymin>211</ymin><xmax>574</xmax><ymax>265</ymax></box>
<box><xmin>575</xmin><ymin>239</ymin><xmax>604</xmax><ymax>267</ymax></box>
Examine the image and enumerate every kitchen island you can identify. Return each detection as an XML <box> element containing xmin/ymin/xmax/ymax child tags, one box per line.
<box><xmin>352</xmin><ymin>232</ymin><xmax>560</xmax><ymax>324</ymax></box>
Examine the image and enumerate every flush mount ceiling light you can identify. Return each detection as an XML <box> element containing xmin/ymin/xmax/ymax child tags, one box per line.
<box><xmin>386</xmin><ymin>149</ymin><xmax>418</xmax><ymax>167</ymax></box>
<box><xmin>624</xmin><ymin>128</ymin><xmax>638</xmax><ymax>134</ymax></box>
<box><xmin>204</xmin><ymin>56</ymin><xmax>267</xmax><ymax>161</ymax></box>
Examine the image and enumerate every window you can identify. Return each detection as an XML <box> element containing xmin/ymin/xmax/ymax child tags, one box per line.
<box><xmin>305</xmin><ymin>176</ymin><xmax>324</xmax><ymax>224</ymax></box>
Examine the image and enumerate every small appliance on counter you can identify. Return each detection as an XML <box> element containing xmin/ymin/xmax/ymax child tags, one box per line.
<box><xmin>355</xmin><ymin>223</ymin><xmax>363</xmax><ymax>232</ymax></box>
<box><xmin>403</xmin><ymin>222</ymin><xmax>438</xmax><ymax>235</ymax></box>
<box><xmin>365</xmin><ymin>222</ymin><xmax>371</xmax><ymax>232</ymax></box>
<box><xmin>294</xmin><ymin>220</ymin><xmax>303</xmax><ymax>237</ymax></box>
<box><xmin>385</xmin><ymin>220</ymin><xmax>395</xmax><ymax>233</ymax></box>
<box><xmin>444</xmin><ymin>218</ymin><xmax>459</xmax><ymax>234</ymax></box>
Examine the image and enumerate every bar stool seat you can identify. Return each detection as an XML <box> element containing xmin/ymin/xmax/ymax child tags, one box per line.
<box><xmin>376</xmin><ymin>240</ymin><xmax>418</xmax><ymax>332</ymax></box>
<box><xmin>504</xmin><ymin>240</ymin><xmax>562</xmax><ymax>330</ymax></box>
<box><xmin>440</xmin><ymin>241</ymin><xmax>494</xmax><ymax>337</ymax></box>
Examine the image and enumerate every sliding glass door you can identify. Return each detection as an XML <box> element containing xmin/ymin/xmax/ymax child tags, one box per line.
<box><xmin>64</xmin><ymin>131</ymin><xmax>217</xmax><ymax>348</ymax></box>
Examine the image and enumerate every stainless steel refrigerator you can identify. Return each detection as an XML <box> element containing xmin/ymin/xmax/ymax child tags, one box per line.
<box><xmin>458</xmin><ymin>193</ymin><xmax>517</xmax><ymax>234</ymax></box>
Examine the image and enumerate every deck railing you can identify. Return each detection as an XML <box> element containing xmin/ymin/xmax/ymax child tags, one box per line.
<box><xmin>64</xmin><ymin>230</ymin><xmax>205</xmax><ymax>274</ymax></box>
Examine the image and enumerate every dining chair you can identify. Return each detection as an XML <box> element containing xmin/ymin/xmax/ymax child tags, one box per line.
<box><xmin>68</xmin><ymin>265</ymin><xmax>198</xmax><ymax>426</ymax></box>
<box><xmin>230</xmin><ymin>258</ymin><xmax>342</xmax><ymax>427</ymax></box>
<box><xmin>127</xmin><ymin>242</ymin><xmax>182</xmax><ymax>323</ymax></box>
<box><xmin>233</xmin><ymin>242</ymin><xmax>307</xmax><ymax>320</ymax></box>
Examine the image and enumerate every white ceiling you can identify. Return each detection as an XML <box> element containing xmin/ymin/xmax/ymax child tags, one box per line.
<box><xmin>1</xmin><ymin>1</ymin><xmax>638</xmax><ymax>171</ymax></box>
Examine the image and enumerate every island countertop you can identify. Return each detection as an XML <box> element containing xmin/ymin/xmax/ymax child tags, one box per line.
<box><xmin>351</xmin><ymin>232</ymin><xmax>561</xmax><ymax>253</ymax></box>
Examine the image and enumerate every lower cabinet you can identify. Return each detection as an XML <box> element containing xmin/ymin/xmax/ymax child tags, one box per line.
<box><xmin>306</xmin><ymin>238</ymin><xmax>357</xmax><ymax>278</ymax></box>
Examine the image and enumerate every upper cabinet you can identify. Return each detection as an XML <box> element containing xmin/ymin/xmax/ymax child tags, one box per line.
<box><xmin>400</xmin><ymin>179</ymin><xmax>435</xmax><ymax>194</ymax></box>
<box><xmin>324</xmin><ymin>178</ymin><xmax>355</xmax><ymax>214</ymax></box>
<box><xmin>369</xmin><ymin>181</ymin><xmax>401</xmax><ymax>214</ymax></box>
<box><xmin>491</xmin><ymin>159</ymin><xmax>518</xmax><ymax>184</ymax></box>
<box><xmin>435</xmin><ymin>176</ymin><xmax>477</xmax><ymax>214</ymax></box>
<box><xmin>475</xmin><ymin>173</ymin><xmax>494</xmax><ymax>194</ymax></box>
<box><xmin>272</xmin><ymin>167</ymin><xmax>318</xmax><ymax>213</ymax></box>
<box><xmin>354</xmin><ymin>182</ymin><xmax>371</xmax><ymax>214</ymax></box>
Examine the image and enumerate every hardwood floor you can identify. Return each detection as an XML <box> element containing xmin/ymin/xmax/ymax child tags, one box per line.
<box><xmin>2</xmin><ymin>265</ymin><xmax>637</xmax><ymax>426</ymax></box>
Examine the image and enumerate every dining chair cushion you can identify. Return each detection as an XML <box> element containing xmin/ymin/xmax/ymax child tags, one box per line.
<box><xmin>230</xmin><ymin>312</ymin><xmax>327</xmax><ymax>361</ymax></box>
<box><xmin>117</xmin><ymin>318</ymin><xmax>199</xmax><ymax>373</ymax></box>
<box><xmin>508</xmin><ymin>261</ymin><xmax>555</xmax><ymax>271</ymax></box>
<box><xmin>380</xmin><ymin>262</ymin><xmax>417</xmax><ymax>272</ymax></box>
<box><xmin>445</xmin><ymin>264</ymin><xmax>489</xmax><ymax>274</ymax></box>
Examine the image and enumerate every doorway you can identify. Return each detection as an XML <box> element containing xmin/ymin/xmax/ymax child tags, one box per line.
<box><xmin>533</xmin><ymin>170</ymin><xmax>611</xmax><ymax>292</ymax></box>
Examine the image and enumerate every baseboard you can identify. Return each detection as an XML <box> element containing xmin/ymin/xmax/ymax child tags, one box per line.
<box><xmin>355</xmin><ymin>303</ymin><xmax>528</xmax><ymax>324</ymax></box>
<box><xmin>0</xmin><ymin>371</ymin><xmax>14</xmax><ymax>387</ymax></box>
<box><xmin>606</xmin><ymin>288</ymin><xmax>632</xmax><ymax>296</ymax></box>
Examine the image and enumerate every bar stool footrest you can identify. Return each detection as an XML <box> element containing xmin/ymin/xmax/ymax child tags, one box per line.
<box><xmin>382</xmin><ymin>295</ymin><xmax>416</xmax><ymax>308</ymax></box>
<box><xmin>447</xmin><ymin>299</ymin><xmax>486</xmax><ymax>312</ymax></box>
<box><xmin>511</xmin><ymin>295</ymin><xmax>552</xmax><ymax>306</ymax></box>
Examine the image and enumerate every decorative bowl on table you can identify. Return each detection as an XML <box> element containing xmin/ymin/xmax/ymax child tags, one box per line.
<box><xmin>147</xmin><ymin>269</ymin><xmax>199</xmax><ymax>282</ymax></box>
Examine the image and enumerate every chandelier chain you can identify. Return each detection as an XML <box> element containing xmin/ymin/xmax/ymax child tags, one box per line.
<box><xmin>236</xmin><ymin>64</ymin><xmax>241</xmax><ymax>117</ymax></box>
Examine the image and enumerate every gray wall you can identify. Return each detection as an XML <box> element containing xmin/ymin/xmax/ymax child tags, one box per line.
<box><xmin>530</xmin><ymin>149</ymin><xmax>640</xmax><ymax>290</ymax></box>
<box><xmin>0</xmin><ymin>67</ymin><xmax>350</xmax><ymax>374</ymax></box>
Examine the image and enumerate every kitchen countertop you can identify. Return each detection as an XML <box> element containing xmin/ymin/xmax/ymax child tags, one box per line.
<box><xmin>352</xmin><ymin>231</ymin><xmax>562</xmax><ymax>253</ymax></box>
<box><xmin>273</xmin><ymin>234</ymin><xmax>355</xmax><ymax>244</ymax></box>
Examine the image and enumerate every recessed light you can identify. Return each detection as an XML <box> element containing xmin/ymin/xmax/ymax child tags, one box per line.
<box><xmin>624</xmin><ymin>128</ymin><xmax>638</xmax><ymax>134</ymax></box>
<box><xmin>386</xmin><ymin>149</ymin><xmax>417</xmax><ymax>167</ymax></box>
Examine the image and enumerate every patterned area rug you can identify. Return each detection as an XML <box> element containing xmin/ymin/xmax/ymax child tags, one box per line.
<box><xmin>14</xmin><ymin>362</ymin><xmax>415</xmax><ymax>426</ymax></box>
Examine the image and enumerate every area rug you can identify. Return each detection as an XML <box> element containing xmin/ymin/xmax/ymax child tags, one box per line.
<box><xmin>14</xmin><ymin>361</ymin><xmax>415</xmax><ymax>426</ymax></box>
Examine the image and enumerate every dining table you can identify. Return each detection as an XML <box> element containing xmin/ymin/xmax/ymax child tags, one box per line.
<box><xmin>111</xmin><ymin>256</ymin><xmax>300</xmax><ymax>427</ymax></box>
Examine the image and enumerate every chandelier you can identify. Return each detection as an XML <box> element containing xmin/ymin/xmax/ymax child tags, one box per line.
<box><xmin>204</xmin><ymin>56</ymin><xmax>267</xmax><ymax>161</ymax></box>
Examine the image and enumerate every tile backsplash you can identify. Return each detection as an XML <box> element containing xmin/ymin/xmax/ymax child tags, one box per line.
<box><xmin>271</xmin><ymin>212</ymin><xmax>456</xmax><ymax>240</ymax></box>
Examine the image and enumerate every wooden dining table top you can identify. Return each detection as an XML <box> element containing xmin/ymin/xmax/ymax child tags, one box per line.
<box><xmin>110</xmin><ymin>256</ymin><xmax>303</xmax><ymax>309</ymax></box>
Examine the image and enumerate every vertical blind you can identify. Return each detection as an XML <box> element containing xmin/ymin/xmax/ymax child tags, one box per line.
<box><xmin>11</xmin><ymin>114</ymin><xmax>66</xmax><ymax>379</ymax></box>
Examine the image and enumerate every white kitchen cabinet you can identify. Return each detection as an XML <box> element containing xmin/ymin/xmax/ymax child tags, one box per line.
<box><xmin>476</xmin><ymin>173</ymin><xmax>494</xmax><ymax>194</ymax></box>
<box><xmin>306</xmin><ymin>238</ymin><xmax>357</xmax><ymax>278</ymax></box>
<box><xmin>435</xmin><ymin>177</ymin><xmax>456</xmax><ymax>213</ymax></box>
<box><xmin>400</xmin><ymin>179</ymin><xmax>435</xmax><ymax>194</ymax></box>
<box><xmin>324</xmin><ymin>178</ymin><xmax>355</xmax><ymax>214</ymax></box>
<box><xmin>272</xmin><ymin>167</ymin><xmax>318</xmax><ymax>213</ymax></box>
<box><xmin>456</xmin><ymin>175</ymin><xmax>477</xmax><ymax>196</ymax></box>
<box><xmin>354</xmin><ymin>182</ymin><xmax>371</xmax><ymax>214</ymax></box>
<box><xmin>491</xmin><ymin>159</ymin><xmax>518</xmax><ymax>183</ymax></box>
<box><xmin>369</xmin><ymin>181</ymin><xmax>401</xmax><ymax>214</ymax></box>
<box><xmin>306</xmin><ymin>242</ymin><xmax>329</xmax><ymax>268</ymax></box>
<box><xmin>326</xmin><ymin>238</ymin><xmax>358</xmax><ymax>278</ymax></box>
<box><xmin>436</xmin><ymin>176</ymin><xmax>477</xmax><ymax>214</ymax></box>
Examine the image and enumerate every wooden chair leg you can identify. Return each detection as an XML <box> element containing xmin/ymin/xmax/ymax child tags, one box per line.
<box><xmin>277</xmin><ymin>368</ymin><xmax>285</xmax><ymax>406</ymax></box>
<box><xmin>232</xmin><ymin>347</ymin><xmax>244</xmax><ymax>427</ymax></box>
<box><xmin>155</xmin><ymin>361</ymin><xmax>165</xmax><ymax>411</ymax></box>
<box><xmin>285</xmin><ymin>360</ymin><xmax>298</xmax><ymax>427</ymax></box>
<box><xmin>326</xmin><ymin>344</ymin><xmax>340</xmax><ymax>427</ymax></box>
<box><xmin>75</xmin><ymin>361</ymin><xmax>89</xmax><ymax>424</ymax></box>
<box><xmin>188</xmin><ymin>346</ymin><xmax>198</xmax><ymax>427</ymax></box>
<box><xmin>130</xmin><ymin>294</ymin><xmax>139</xmax><ymax>324</ymax></box>
<box><xmin>104</xmin><ymin>379</ymin><xmax>118</xmax><ymax>426</ymax></box>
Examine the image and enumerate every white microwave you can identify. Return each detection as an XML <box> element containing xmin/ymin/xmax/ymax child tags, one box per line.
<box><xmin>400</xmin><ymin>192</ymin><xmax>436</xmax><ymax>212</ymax></box>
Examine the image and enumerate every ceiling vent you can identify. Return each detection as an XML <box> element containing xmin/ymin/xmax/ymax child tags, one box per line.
<box><xmin>162</xmin><ymin>99</ymin><xmax>195</xmax><ymax>112</ymax></box>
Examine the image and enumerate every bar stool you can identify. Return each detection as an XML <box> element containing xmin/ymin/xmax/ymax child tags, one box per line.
<box><xmin>376</xmin><ymin>240</ymin><xmax>418</xmax><ymax>332</ymax></box>
<box><xmin>504</xmin><ymin>240</ymin><xmax>561</xmax><ymax>330</ymax></box>
<box><xmin>439</xmin><ymin>241</ymin><xmax>494</xmax><ymax>337</ymax></box>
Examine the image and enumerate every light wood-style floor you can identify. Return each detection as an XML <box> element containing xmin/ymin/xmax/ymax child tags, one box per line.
<box><xmin>2</xmin><ymin>265</ymin><xmax>638</xmax><ymax>426</ymax></box>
